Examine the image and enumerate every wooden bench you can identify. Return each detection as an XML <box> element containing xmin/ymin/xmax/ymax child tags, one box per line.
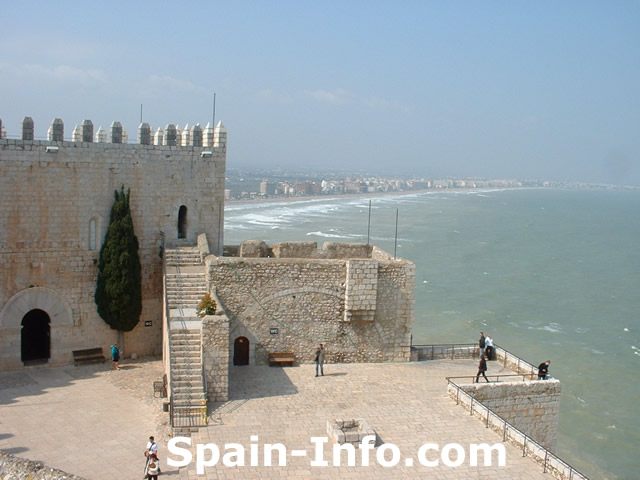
<box><xmin>268</xmin><ymin>352</ymin><xmax>295</xmax><ymax>367</ymax></box>
<box><xmin>72</xmin><ymin>347</ymin><xmax>106</xmax><ymax>366</ymax></box>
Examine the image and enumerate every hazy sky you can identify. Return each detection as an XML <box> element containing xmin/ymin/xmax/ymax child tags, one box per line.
<box><xmin>1</xmin><ymin>1</ymin><xmax>639</xmax><ymax>184</ymax></box>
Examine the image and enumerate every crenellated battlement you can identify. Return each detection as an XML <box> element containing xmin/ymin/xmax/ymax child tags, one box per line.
<box><xmin>0</xmin><ymin>116</ymin><xmax>227</xmax><ymax>149</ymax></box>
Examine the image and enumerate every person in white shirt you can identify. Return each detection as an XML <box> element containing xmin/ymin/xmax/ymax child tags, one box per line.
<box><xmin>484</xmin><ymin>334</ymin><xmax>494</xmax><ymax>360</ymax></box>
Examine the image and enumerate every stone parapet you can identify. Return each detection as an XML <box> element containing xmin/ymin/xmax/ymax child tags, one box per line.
<box><xmin>206</xmin><ymin>241</ymin><xmax>414</xmax><ymax>365</ymax></box>
<box><xmin>451</xmin><ymin>379</ymin><xmax>561</xmax><ymax>451</ymax></box>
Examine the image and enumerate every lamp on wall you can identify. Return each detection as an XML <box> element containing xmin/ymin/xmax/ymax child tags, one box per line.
<box><xmin>46</xmin><ymin>146</ymin><xmax>59</xmax><ymax>153</ymax></box>
<box><xmin>200</xmin><ymin>151</ymin><xmax>213</xmax><ymax>158</ymax></box>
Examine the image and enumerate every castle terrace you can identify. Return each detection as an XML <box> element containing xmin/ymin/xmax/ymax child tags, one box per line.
<box><xmin>0</xmin><ymin>357</ymin><xmax>554</xmax><ymax>479</ymax></box>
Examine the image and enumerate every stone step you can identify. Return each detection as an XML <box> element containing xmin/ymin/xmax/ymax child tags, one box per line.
<box><xmin>167</xmin><ymin>292</ymin><xmax>205</xmax><ymax>298</ymax></box>
<box><xmin>171</xmin><ymin>338</ymin><xmax>200</xmax><ymax>343</ymax></box>
<box><xmin>171</xmin><ymin>368</ymin><xmax>201</xmax><ymax>375</ymax></box>
<box><xmin>171</xmin><ymin>344</ymin><xmax>200</xmax><ymax>352</ymax></box>
<box><xmin>166</xmin><ymin>286</ymin><xmax>208</xmax><ymax>292</ymax></box>
<box><xmin>173</xmin><ymin>393</ymin><xmax>207</xmax><ymax>402</ymax></box>
<box><xmin>173</xmin><ymin>379</ymin><xmax>203</xmax><ymax>387</ymax></box>
<box><xmin>173</xmin><ymin>384</ymin><xmax>203</xmax><ymax>391</ymax></box>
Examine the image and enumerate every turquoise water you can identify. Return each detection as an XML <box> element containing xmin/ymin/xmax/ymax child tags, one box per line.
<box><xmin>224</xmin><ymin>188</ymin><xmax>640</xmax><ymax>480</ymax></box>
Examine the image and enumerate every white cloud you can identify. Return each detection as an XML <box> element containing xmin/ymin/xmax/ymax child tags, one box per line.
<box><xmin>0</xmin><ymin>62</ymin><xmax>109</xmax><ymax>85</ymax></box>
<box><xmin>255</xmin><ymin>89</ymin><xmax>294</xmax><ymax>104</ymax></box>
<box><xmin>310</xmin><ymin>88</ymin><xmax>353</xmax><ymax>105</ymax></box>
<box><xmin>362</xmin><ymin>95</ymin><xmax>413</xmax><ymax>113</ymax></box>
<box><xmin>307</xmin><ymin>88</ymin><xmax>412</xmax><ymax>112</ymax></box>
<box><xmin>147</xmin><ymin>75</ymin><xmax>212</xmax><ymax>97</ymax></box>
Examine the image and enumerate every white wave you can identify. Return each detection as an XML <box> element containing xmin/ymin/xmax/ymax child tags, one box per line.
<box><xmin>624</xmin><ymin>327</ymin><xmax>630</xmax><ymax>332</ymax></box>
<box><xmin>590</xmin><ymin>349</ymin><xmax>605</xmax><ymax>355</ymax></box>
<box><xmin>575</xmin><ymin>327</ymin><xmax>590</xmax><ymax>334</ymax></box>
<box><xmin>607</xmin><ymin>425</ymin><xmax>617</xmax><ymax>429</ymax></box>
<box><xmin>576</xmin><ymin>396</ymin><xmax>588</xmax><ymax>405</ymax></box>
<box><xmin>528</xmin><ymin>323</ymin><xmax>563</xmax><ymax>334</ymax></box>
<box><xmin>305</xmin><ymin>231</ymin><xmax>362</xmax><ymax>239</ymax></box>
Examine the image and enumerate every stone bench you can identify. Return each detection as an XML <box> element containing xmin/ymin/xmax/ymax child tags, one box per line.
<box><xmin>72</xmin><ymin>347</ymin><xmax>106</xmax><ymax>366</ymax></box>
<box><xmin>268</xmin><ymin>352</ymin><xmax>295</xmax><ymax>367</ymax></box>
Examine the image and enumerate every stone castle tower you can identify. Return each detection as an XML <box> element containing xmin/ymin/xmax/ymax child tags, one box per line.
<box><xmin>0</xmin><ymin>117</ymin><xmax>227</xmax><ymax>370</ymax></box>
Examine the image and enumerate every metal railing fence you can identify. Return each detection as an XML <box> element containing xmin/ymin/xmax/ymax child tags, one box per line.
<box><xmin>447</xmin><ymin>377</ymin><xmax>589</xmax><ymax>480</ymax></box>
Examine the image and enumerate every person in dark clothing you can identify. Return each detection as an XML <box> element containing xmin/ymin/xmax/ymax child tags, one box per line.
<box><xmin>476</xmin><ymin>355</ymin><xmax>489</xmax><ymax>383</ymax></box>
<box><xmin>538</xmin><ymin>360</ymin><xmax>551</xmax><ymax>380</ymax></box>
<box><xmin>479</xmin><ymin>332</ymin><xmax>486</xmax><ymax>356</ymax></box>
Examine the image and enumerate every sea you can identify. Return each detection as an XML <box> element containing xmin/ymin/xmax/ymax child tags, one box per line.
<box><xmin>224</xmin><ymin>187</ymin><xmax>640</xmax><ymax>480</ymax></box>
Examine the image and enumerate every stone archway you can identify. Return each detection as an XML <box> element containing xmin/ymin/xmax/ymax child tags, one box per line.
<box><xmin>0</xmin><ymin>287</ymin><xmax>73</xmax><ymax>329</ymax></box>
<box><xmin>1</xmin><ymin>287</ymin><xmax>73</xmax><ymax>368</ymax></box>
<box><xmin>21</xmin><ymin>309</ymin><xmax>51</xmax><ymax>364</ymax></box>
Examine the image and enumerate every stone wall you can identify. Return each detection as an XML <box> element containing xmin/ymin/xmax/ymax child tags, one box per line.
<box><xmin>454</xmin><ymin>380</ymin><xmax>561</xmax><ymax>451</ymax></box>
<box><xmin>0</xmin><ymin>451</ymin><xmax>86</xmax><ymax>480</ymax></box>
<box><xmin>201</xmin><ymin>310</ymin><xmax>230</xmax><ymax>402</ymax></box>
<box><xmin>206</xmin><ymin>241</ymin><xmax>414</xmax><ymax>366</ymax></box>
<box><xmin>0</xmin><ymin>133</ymin><xmax>226</xmax><ymax>370</ymax></box>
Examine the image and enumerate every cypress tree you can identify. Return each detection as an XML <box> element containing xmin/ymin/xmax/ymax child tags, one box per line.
<box><xmin>95</xmin><ymin>186</ymin><xmax>142</xmax><ymax>333</ymax></box>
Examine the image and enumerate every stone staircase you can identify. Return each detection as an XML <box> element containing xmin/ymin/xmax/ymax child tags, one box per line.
<box><xmin>164</xmin><ymin>245</ymin><xmax>209</xmax><ymax>435</ymax></box>
<box><xmin>165</xmin><ymin>246</ymin><xmax>208</xmax><ymax>310</ymax></box>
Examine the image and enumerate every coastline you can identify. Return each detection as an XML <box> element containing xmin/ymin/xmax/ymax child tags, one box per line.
<box><xmin>226</xmin><ymin>188</ymin><xmax>491</xmax><ymax>207</ymax></box>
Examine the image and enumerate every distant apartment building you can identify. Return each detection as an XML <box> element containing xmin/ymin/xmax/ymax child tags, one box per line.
<box><xmin>260</xmin><ymin>180</ymin><xmax>276</xmax><ymax>196</ymax></box>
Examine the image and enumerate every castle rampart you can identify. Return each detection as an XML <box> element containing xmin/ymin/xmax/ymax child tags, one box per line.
<box><xmin>0</xmin><ymin>117</ymin><xmax>227</xmax><ymax>370</ymax></box>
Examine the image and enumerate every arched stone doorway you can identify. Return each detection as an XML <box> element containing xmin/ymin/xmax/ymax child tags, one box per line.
<box><xmin>233</xmin><ymin>336</ymin><xmax>249</xmax><ymax>366</ymax></box>
<box><xmin>178</xmin><ymin>205</ymin><xmax>188</xmax><ymax>239</ymax></box>
<box><xmin>21</xmin><ymin>309</ymin><xmax>51</xmax><ymax>364</ymax></box>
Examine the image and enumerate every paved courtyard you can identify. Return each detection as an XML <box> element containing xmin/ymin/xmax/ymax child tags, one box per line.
<box><xmin>0</xmin><ymin>358</ymin><xmax>552</xmax><ymax>479</ymax></box>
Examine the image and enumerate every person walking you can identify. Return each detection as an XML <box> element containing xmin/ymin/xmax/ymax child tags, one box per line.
<box><xmin>315</xmin><ymin>344</ymin><xmax>325</xmax><ymax>377</ymax></box>
<box><xmin>110</xmin><ymin>343</ymin><xmax>120</xmax><ymax>370</ymax></box>
<box><xmin>478</xmin><ymin>332</ymin><xmax>486</xmax><ymax>357</ymax></box>
<box><xmin>144</xmin><ymin>435</ymin><xmax>159</xmax><ymax>477</ymax></box>
<box><xmin>145</xmin><ymin>460</ymin><xmax>159</xmax><ymax>480</ymax></box>
<box><xmin>476</xmin><ymin>354</ymin><xmax>489</xmax><ymax>383</ymax></box>
<box><xmin>538</xmin><ymin>360</ymin><xmax>551</xmax><ymax>380</ymax></box>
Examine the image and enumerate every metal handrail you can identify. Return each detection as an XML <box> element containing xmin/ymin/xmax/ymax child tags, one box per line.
<box><xmin>447</xmin><ymin>374</ymin><xmax>537</xmax><ymax>383</ymax></box>
<box><xmin>409</xmin><ymin>343</ymin><xmax>479</xmax><ymax>360</ymax></box>
<box><xmin>447</xmin><ymin>378</ymin><xmax>589</xmax><ymax>480</ymax></box>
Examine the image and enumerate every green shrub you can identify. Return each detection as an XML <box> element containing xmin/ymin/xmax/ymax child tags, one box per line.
<box><xmin>197</xmin><ymin>293</ymin><xmax>217</xmax><ymax>317</ymax></box>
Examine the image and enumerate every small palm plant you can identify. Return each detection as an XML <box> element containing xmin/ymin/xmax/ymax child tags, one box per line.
<box><xmin>196</xmin><ymin>293</ymin><xmax>217</xmax><ymax>317</ymax></box>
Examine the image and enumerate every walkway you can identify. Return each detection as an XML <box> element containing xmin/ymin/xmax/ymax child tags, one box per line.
<box><xmin>0</xmin><ymin>358</ymin><xmax>552</xmax><ymax>479</ymax></box>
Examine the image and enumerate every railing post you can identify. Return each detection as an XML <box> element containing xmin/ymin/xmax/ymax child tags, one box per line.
<box><xmin>486</xmin><ymin>409</ymin><xmax>490</xmax><ymax>428</ymax></box>
<box><xmin>503</xmin><ymin>420</ymin><xmax>507</xmax><ymax>441</ymax></box>
<box><xmin>470</xmin><ymin>397</ymin><xmax>474</xmax><ymax>416</ymax></box>
<box><xmin>543</xmin><ymin>450</ymin><xmax>548</xmax><ymax>473</ymax></box>
<box><xmin>523</xmin><ymin>436</ymin><xmax>527</xmax><ymax>457</ymax></box>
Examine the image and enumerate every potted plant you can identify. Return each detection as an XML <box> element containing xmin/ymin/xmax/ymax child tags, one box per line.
<box><xmin>196</xmin><ymin>293</ymin><xmax>217</xmax><ymax>317</ymax></box>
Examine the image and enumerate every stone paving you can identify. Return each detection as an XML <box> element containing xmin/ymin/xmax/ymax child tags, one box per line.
<box><xmin>0</xmin><ymin>358</ymin><xmax>553</xmax><ymax>479</ymax></box>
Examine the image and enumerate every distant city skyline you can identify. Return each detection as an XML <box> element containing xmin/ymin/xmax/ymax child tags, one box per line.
<box><xmin>1</xmin><ymin>1</ymin><xmax>638</xmax><ymax>185</ymax></box>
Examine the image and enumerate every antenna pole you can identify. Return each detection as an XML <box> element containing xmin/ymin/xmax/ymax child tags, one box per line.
<box><xmin>212</xmin><ymin>93</ymin><xmax>216</xmax><ymax>126</ymax></box>
<box><xmin>367</xmin><ymin>200</ymin><xmax>372</xmax><ymax>245</ymax></box>
<box><xmin>140</xmin><ymin>104</ymin><xmax>143</xmax><ymax>123</ymax></box>
<box><xmin>394</xmin><ymin>208</ymin><xmax>399</xmax><ymax>260</ymax></box>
